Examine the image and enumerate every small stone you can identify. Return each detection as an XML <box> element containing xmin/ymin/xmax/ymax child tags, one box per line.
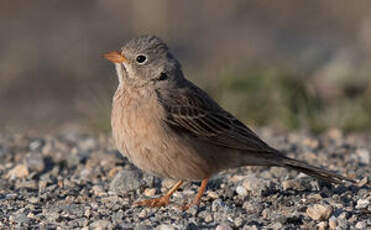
<box><xmin>317</xmin><ymin>221</ymin><xmax>328</xmax><ymax>230</ymax></box>
<box><xmin>5</xmin><ymin>193</ymin><xmax>18</xmax><ymax>200</ymax></box>
<box><xmin>243</xmin><ymin>201</ymin><xmax>263</xmax><ymax>214</ymax></box>
<box><xmin>270</xmin><ymin>222</ymin><xmax>283</xmax><ymax>230</ymax></box>
<box><xmin>204</xmin><ymin>214</ymin><xmax>213</xmax><ymax>223</ymax></box>
<box><xmin>138</xmin><ymin>209</ymin><xmax>147</xmax><ymax>219</ymax></box>
<box><xmin>92</xmin><ymin>185</ymin><xmax>105</xmax><ymax>196</ymax></box>
<box><xmin>243</xmin><ymin>225</ymin><xmax>258</xmax><ymax>230</ymax></box>
<box><xmin>135</xmin><ymin>225</ymin><xmax>152</xmax><ymax>230</ymax></box>
<box><xmin>14</xmin><ymin>213</ymin><xmax>30</xmax><ymax>225</ymax></box>
<box><xmin>306</xmin><ymin>204</ymin><xmax>333</xmax><ymax>220</ymax></box>
<box><xmin>154</xmin><ymin>224</ymin><xmax>175</xmax><ymax>230</ymax></box>
<box><xmin>355</xmin><ymin>198</ymin><xmax>369</xmax><ymax>209</ymax></box>
<box><xmin>236</xmin><ymin>185</ymin><xmax>247</xmax><ymax>196</ymax></box>
<box><xmin>212</xmin><ymin>199</ymin><xmax>224</xmax><ymax>212</ymax></box>
<box><xmin>78</xmin><ymin>137</ymin><xmax>96</xmax><ymax>152</ymax></box>
<box><xmin>356</xmin><ymin>148</ymin><xmax>370</xmax><ymax>164</ymax></box>
<box><xmin>29</xmin><ymin>197</ymin><xmax>40</xmax><ymax>204</ymax></box>
<box><xmin>282</xmin><ymin>179</ymin><xmax>301</xmax><ymax>190</ymax></box>
<box><xmin>261</xmin><ymin>208</ymin><xmax>270</xmax><ymax>218</ymax></box>
<box><xmin>90</xmin><ymin>220</ymin><xmax>112</xmax><ymax>230</ymax></box>
<box><xmin>241</xmin><ymin>175</ymin><xmax>270</xmax><ymax>196</ymax></box>
<box><xmin>355</xmin><ymin>221</ymin><xmax>367</xmax><ymax>229</ymax></box>
<box><xmin>29</xmin><ymin>139</ymin><xmax>45</xmax><ymax>151</ymax></box>
<box><xmin>143</xmin><ymin>188</ymin><xmax>156</xmax><ymax>197</ymax></box>
<box><xmin>6</xmin><ymin>164</ymin><xmax>29</xmax><ymax>179</ymax></box>
<box><xmin>358</xmin><ymin>176</ymin><xmax>368</xmax><ymax>187</ymax></box>
<box><xmin>234</xmin><ymin>217</ymin><xmax>244</xmax><ymax>227</ymax></box>
<box><xmin>44</xmin><ymin>212</ymin><xmax>60</xmax><ymax>222</ymax></box>
<box><xmin>67</xmin><ymin>148</ymin><xmax>88</xmax><ymax>168</ymax></box>
<box><xmin>327</xmin><ymin>128</ymin><xmax>342</xmax><ymax>139</ymax></box>
<box><xmin>15</xmin><ymin>180</ymin><xmax>38</xmax><ymax>190</ymax></box>
<box><xmin>329</xmin><ymin>216</ymin><xmax>337</xmax><ymax>230</ymax></box>
<box><xmin>25</xmin><ymin>152</ymin><xmax>45</xmax><ymax>173</ymax></box>
<box><xmin>215</xmin><ymin>223</ymin><xmax>233</xmax><ymax>230</ymax></box>
<box><xmin>303</xmin><ymin>137</ymin><xmax>319</xmax><ymax>149</ymax></box>
<box><xmin>110</xmin><ymin>169</ymin><xmax>146</xmax><ymax>194</ymax></box>
<box><xmin>207</xmin><ymin>191</ymin><xmax>219</xmax><ymax>199</ymax></box>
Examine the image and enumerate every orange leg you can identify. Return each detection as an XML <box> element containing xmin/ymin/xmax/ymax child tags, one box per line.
<box><xmin>134</xmin><ymin>180</ymin><xmax>183</xmax><ymax>207</ymax></box>
<box><xmin>182</xmin><ymin>178</ymin><xmax>209</xmax><ymax>210</ymax></box>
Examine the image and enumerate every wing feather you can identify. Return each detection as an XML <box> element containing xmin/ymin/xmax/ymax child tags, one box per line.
<box><xmin>156</xmin><ymin>82</ymin><xmax>274</xmax><ymax>153</ymax></box>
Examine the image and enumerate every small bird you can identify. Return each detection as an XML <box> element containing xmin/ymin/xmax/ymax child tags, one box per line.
<box><xmin>104</xmin><ymin>35</ymin><xmax>354</xmax><ymax>210</ymax></box>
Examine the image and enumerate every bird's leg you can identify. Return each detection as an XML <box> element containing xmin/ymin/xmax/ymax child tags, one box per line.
<box><xmin>135</xmin><ymin>180</ymin><xmax>183</xmax><ymax>207</ymax></box>
<box><xmin>182</xmin><ymin>178</ymin><xmax>209</xmax><ymax>210</ymax></box>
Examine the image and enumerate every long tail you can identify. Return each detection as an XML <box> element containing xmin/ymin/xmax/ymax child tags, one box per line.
<box><xmin>274</xmin><ymin>154</ymin><xmax>356</xmax><ymax>184</ymax></box>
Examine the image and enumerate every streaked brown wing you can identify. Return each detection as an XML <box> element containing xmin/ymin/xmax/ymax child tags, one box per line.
<box><xmin>156</xmin><ymin>82</ymin><xmax>274</xmax><ymax>152</ymax></box>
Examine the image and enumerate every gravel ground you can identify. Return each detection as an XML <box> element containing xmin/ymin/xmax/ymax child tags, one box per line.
<box><xmin>0</xmin><ymin>129</ymin><xmax>370</xmax><ymax>229</ymax></box>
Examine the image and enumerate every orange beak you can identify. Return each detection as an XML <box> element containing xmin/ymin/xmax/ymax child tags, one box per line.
<box><xmin>104</xmin><ymin>50</ymin><xmax>128</xmax><ymax>63</ymax></box>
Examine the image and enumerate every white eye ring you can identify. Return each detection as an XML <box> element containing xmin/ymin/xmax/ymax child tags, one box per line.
<box><xmin>135</xmin><ymin>54</ymin><xmax>148</xmax><ymax>64</ymax></box>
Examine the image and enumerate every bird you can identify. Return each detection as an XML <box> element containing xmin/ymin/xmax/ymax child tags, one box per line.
<box><xmin>104</xmin><ymin>35</ymin><xmax>354</xmax><ymax>210</ymax></box>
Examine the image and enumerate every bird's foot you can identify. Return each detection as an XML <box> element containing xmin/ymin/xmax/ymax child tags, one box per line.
<box><xmin>134</xmin><ymin>195</ymin><xmax>170</xmax><ymax>208</ymax></box>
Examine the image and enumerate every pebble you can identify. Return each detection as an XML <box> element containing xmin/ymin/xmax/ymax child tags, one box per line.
<box><xmin>241</xmin><ymin>175</ymin><xmax>270</xmax><ymax>196</ymax></box>
<box><xmin>154</xmin><ymin>224</ymin><xmax>176</xmax><ymax>230</ymax></box>
<box><xmin>328</xmin><ymin>216</ymin><xmax>337</xmax><ymax>229</ymax></box>
<box><xmin>6</xmin><ymin>164</ymin><xmax>29</xmax><ymax>179</ymax></box>
<box><xmin>270</xmin><ymin>222</ymin><xmax>283</xmax><ymax>230</ymax></box>
<box><xmin>143</xmin><ymin>188</ymin><xmax>156</xmax><ymax>197</ymax></box>
<box><xmin>355</xmin><ymin>198</ymin><xmax>369</xmax><ymax>209</ymax></box>
<box><xmin>306</xmin><ymin>204</ymin><xmax>333</xmax><ymax>220</ymax></box>
<box><xmin>282</xmin><ymin>179</ymin><xmax>302</xmax><ymax>190</ymax></box>
<box><xmin>356</xmin><ymin>148</ymin><xmax>370</xmax><ymax>164</ymax></box>
<box><xmin>215</xmin><ymin>223</ymin><xmax>233</xmax><ymax>230</ymax></box>
<box><xmin>317</xmin><ymin>221</ymin><xmax>328</xmax><ymax>230</ymax></box>
<box><xmin>29</xmin><ymin>138</ymin><xmax>45</xmax><ymax>152</ymax></box>
<box><xmin>110</xmin><ymin>169</ymin><xmax>146</xmax><ymax>194</ymax></box>
<box><xmin>90</xmin><ymin>220</ymin><xmax>113</xmax><ymax>230</ymax></box>
<box><xmin>25</xmin><ymin>152</ymin><xmax>45</xmax><ymax>173</ymax></box>
<box><xmin>355</xmin><ymin>221</ymin><xmax>367</xmax><ymax>229</ymax></box>
<box><xmin>204</xmin><ymin>214</ymin><xmax>213</xmax><ymax>223</ymax></box>
<box><xmin>14</xmin><ymin>213</ymin><xmax>30</xmax><ymax>225</ymax></box>
<box><xmin>236</xmin><ymin>185</ymin><xmax>248</xmax><ymax>196</ymax></box>
<box><xmin>207</xmin><ymin>191</ymin><xmax>219</xmax><ymax>199</ymax></box>
<box><xmin>92</xmin><ymin>185</ymin><xmax>105</xmax><ymax>196</ymax></box>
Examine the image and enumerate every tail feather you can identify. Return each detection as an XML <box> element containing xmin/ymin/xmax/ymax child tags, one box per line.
<box><xmin>275</xmin><ymin>155</ymin><xmax>355</xmax><ymax>184</ymax></box>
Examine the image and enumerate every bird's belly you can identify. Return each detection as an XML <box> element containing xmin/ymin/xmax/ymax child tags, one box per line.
<box><xmin>112</xmin><ymin>102</ymin><xmax>214</xmax><ymax>181</ymax></box>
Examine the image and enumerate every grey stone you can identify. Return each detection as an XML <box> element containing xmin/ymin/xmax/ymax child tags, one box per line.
<box><xmin>14</xmin><ymin>213</ymin><xmax>30</xmax><ymax>225</ymax></box>
<box><xmin>241</xmin><ymin>175</ymin><xmax>271</xmax><ymax>196</ymax></box>
<box><xmin>270</xmin><ymin>222</ymin><xmax>283</xmax><ymax>230</ymax></box>
<box><xmin>90</xmin><ymin>220</ymin><xmax>113</xmax><ymax>230</ymax></box>
<box><xmin>155</xmin><ymin>224</ymin><xmax>176</xmax><ymax>230</ymax></box>
<box><xmin>135</xmin><ymin>225</ymin><xmax>153</xmax><ymax>230</ymax></box>
<box><xmin>29</xmin><ymin>139</ymin><xmax>45</xmax><ymax>152</ymax></box>
<box><xmin>215</xmin><ymin>223</ymin><xmax>233</xmax><ymax>230</ymax></box>
<box><xmin>355</xmin><ymin>198</ymin><xmax>369</xmax><ymax>209</ymax></box>
<box><xmin>356</xmin><ymin>148</ymin><xmax>370</xmax><ymax>164</ymax></box>
<box><xmin>25</xmin><ymin>152</ymin><xmax>45</xmax><ymax>173</ymax></box>
<box><xmin>110</xmin><ymin>169</ymin><xmax>147</xmax><ymax>194</ymax></box>
<box><xmin>355</xmin><ymin>221</ymin><xmax>367</xmax><ymax>229</ymax></box>
<box><xmin>306</xmin><ymin>204</ymin><xmax>333</xmax><ymax>220</ymax></box>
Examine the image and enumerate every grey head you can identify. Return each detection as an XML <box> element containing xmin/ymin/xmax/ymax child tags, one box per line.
<box><xmin>104</xmin><ymin>35</ymin><xmax>184</xmax><ymax>88</ymax></box>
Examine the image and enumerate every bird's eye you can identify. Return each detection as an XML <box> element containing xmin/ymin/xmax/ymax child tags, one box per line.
<box><xmin>136</xmin><ymin>55</ymin><xmax>147</xmax><ymax>64</ymax></box>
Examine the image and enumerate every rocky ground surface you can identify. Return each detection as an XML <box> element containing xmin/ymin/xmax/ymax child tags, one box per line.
<box><xmin>0</xmin><ymin>129</ymin><xmax>370</xmax><ymax>229</ymax></box>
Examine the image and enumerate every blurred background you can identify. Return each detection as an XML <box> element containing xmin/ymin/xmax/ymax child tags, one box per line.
<box><xmin>1</xmin><ymin>0</ymin><xmax>370</xmax><ymax>134</ymax></box>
